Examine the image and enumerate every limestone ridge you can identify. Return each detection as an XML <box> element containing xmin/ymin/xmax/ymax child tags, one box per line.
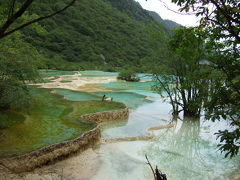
<box><xmin>80</xmin><ymin>107</ymin><xmax>129</xmax><ymax>123</ymax></box>
<box><xmin>0</xmin><ymin>126</ymin><xmax>100</xmax><ymax>173</ymax></box>
<box><xmin>0</xmin><ymin>102</ymin><xmax>175</xmax><ymax>173</ymax></box>
<box><xmin>0</xmin><ymin>105</ymin><xmax>129</xmax><ymax>173</ymax></box>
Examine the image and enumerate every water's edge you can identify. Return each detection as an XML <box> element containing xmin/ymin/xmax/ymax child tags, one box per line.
<box><xmin>0</xmin><ymin>106</ymin><xmax>129</xmax><ymax>173</ymax></box>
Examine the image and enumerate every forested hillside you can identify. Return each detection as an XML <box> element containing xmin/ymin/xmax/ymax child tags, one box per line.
<box><xmin>147</xmin><ymin>11</ymin><xmax>181</xmax><ymax>31</ymax></box>
<box><xmin>107</xmin><ymin>0</ymin><xmax>180</xmax><ymax>31</ymax></box>
<box><xmin>22</xmin><ymin>0</ymin><xmax>173</xmax><ymax>71</ymax></box>
<box><xmin>107</xmin><ymin>0</ymin><xmax>154</xmax><ymax>24</ymax></box>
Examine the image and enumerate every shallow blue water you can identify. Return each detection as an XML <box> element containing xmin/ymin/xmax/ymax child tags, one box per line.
<box><xmin>98</xmin><ymin>99</ymin><xmax>240</xmax><ymax>180</ymax></box>
<box><xmin>100</xmin><ymin>81</ymin><xmax>153</xmax><ymax>91</ymax></box>
<box><xmin>80</xmin><ymin>70</ymin><xmax>118</xmax><ymax>77</ymax></box>
<box><xmin>54</xmin><ymin>89</ymin><xmax>101</xmax><ymax>101</ymax></box>
<box><xmin>95</xmin><ymin>91</ymin><xmax>151</xmax><ymax>109</ymax></box>
<box><xmin>71</xmin><ymin>71</ymin><xmax>239</xmax><ymax>180</ymax></box>
<box><xmin>41</xmin><ymin>70</ymin><xmax>240</xmax><ymax>180</ymax></box>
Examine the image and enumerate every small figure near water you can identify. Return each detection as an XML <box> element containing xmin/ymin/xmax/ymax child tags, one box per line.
<box><xmin>105</xmin><ymin>97</ymin><xmax>113</xmax><ymax>101</ymax></box>
<box><xmin>102</xmin><ymin>95</ymin><xmax>113</xmax><ymax>101</ymax></box>
<box><xmin>102</xmin><ymin>95</ymin><xmax>106</xmax><ymax>101</ymax></box>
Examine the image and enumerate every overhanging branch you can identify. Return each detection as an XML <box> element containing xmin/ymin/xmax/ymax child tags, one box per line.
<box><xmin>0</xmin><ymin>0</ymin><xmax>76</xmax><ymax>39</ymax></box>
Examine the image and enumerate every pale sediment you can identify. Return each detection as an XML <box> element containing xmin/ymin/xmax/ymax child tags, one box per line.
<box><xmin>0</xmin><ymin>105</ymin><xmax>129</xmax><ymax>173</ymax></box>
<box><xmin>35</xmin><ymin>74</ymin><xmax>117</xmax><ymax>92</ymax></box>
<box><xmin>102</xmin><ymin>135</ymin><xmax>154</xmax><ymax>143</ymax></box>
<box><xmin>0</xmin><ymin>148</ymin><xmax>101</xmax><ymax>180</ymax></box>
<box><xmin>101</xmin><ymin>123</ymin><xmax>175</xmax><ymax>143</ymax></box>
<box><xmin>147</xmin><ymin>123</ymin><xmax>174</xmax><ymax>131</ymax></box>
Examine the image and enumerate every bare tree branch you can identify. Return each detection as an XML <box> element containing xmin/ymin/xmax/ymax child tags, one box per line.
<box><xmin>0</xmin><ymin>0</ymin><xmax>77</xmax><ymax>39</ymax></box>
<box><xmin>157</xmin><ymin>0</ymin><xmax>196</xmax><ymax>15</ymax></box>
<box><xmin>7</xmin><ymin>0</ymin><xmax>16</xmax><ymax>19</ymax></box>
<box><xmin>0</xmin><ymin>0</ymin><xmax>34</xmax><ymax>36</ymax></box>
<box><xmin>145</xmin><ymin>155</ymin><xmax>167</xmax><ymax>180</ymax></box>
<box><xmin>145</xmin><ymin>155</ymin><xmax>156</xmax><ymax>179</ymax></box>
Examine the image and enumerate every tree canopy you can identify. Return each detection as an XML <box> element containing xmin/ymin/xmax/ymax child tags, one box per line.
<box><xmin>0</xmin><ymin>32</ymin><xmax>40</xmax><ymax>109</ymax></box>
<box><xmin>170</xmin><ymin>0</ymin><xmax>240</xmax><ymax>157</ymax></box>
<box><xmin>153</xmin><ymin>27</ymin><xmax>213</xmax><ymax>118</ymax></box>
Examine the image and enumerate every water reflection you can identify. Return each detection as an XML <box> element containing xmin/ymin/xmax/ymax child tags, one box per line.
<box><xmin>145</xmin><ymin>118</ymin><xmax>240</xmax><ymax>180</ymax></box>
<box><xmin>44</xmin><ymin>71</ymin><xmax>239</xmax><ymax>179</ymax></box>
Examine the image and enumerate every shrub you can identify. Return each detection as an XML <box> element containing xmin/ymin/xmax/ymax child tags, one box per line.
<box><xmin>117</xmin><ymin>70</ymin><xmax>140</xmax><ymax>82</ymax></box>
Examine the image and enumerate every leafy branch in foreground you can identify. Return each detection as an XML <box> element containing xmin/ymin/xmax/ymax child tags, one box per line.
<box><xmin>0</xmin><ymin>0</ymin><xmax>76</xmax><ymax>39</ymax></box>
<box><xmin>170</xmin><ymin>0</ymin><xmax>240</xmax><ymax>157</ymax></box>
<box><xmin>171</xmin><ymin>0</ymin><xmax>240</xmax><ymax>42</ymax></box>
<box><xmin>0</xmin><ymin>32</ymin><xmax>40</xmax><ymax>109</ymax></box>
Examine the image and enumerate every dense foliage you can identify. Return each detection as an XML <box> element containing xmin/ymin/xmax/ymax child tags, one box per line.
<box><xmin>0</xmin><ymin>32</ymin><xmax>40</xmax><ymax>109</ymax></box>
<box><xmin>0</xmin><ymin>0</ymin><xmax>173</xmax><ymax>110</ymax></box>
<box><xmin>153</xmin><ymin>27</ymin><xmax>213</xmax><ymax>118</ymax></box>
<box><xmin>22</xmin><ymin>0</ymin><xmax>170</xmax><ymax>71</ymax></box>
<box><xmin>107</xmin><ymin>0</ymin><xmax>154</xmax><ymax>24</ymax></box>
<box><xmin>0</xmin><ymin>0</ymin><xmax>76</xmax><ymax>39</ymax></box>
<box><xmin>117</xmin><ymin>70</ymin><xmax>140</xmax><ymax>82</ymax></box>
<box><xmin>0</xmin><ymin>0</ymin><xmax>176</xmax><ymax>72</ymax></box>
<box><xmin>171</xmin><ymin>0</ymin><xmax>240</xmax><ymax>157</ymax></box>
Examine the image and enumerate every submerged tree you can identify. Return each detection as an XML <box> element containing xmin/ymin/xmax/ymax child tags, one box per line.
<box><xmin>169</xmin><ymin>0</ymin><xmax>240</xmax><ymax>157</ymax></box>
<box><xmin>117</xmin><ymin>70</ymin><xmax>140</xmax><ymax>82</ymax></box>
<box><xmin>153</xmin><ymin>27</ymin><xmax>213</xmax><ymax>118</ymax></box>
<box><xmin>153</xmin><ymin>74</ymin><xmax>180</xmax><ymax>117</ymax></box>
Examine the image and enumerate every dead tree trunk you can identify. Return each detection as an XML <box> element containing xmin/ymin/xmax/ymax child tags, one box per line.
<box><xmin>145</xmin><ymin>155</ymin><xmax>167</xmax><ymax>180</ymax></box>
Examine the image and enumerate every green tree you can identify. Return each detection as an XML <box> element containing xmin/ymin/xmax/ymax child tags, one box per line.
<box><xmin>171</xmin><ymin>0</ymin><xmax>240</xmax><ymax>157</ymax></box>
<box><xmin>0</xmin><ymin>32</ymin><xmax>40</xmax><ymax>109</ymax></box>
<box><xmin>153</xmin><ymin>27</ymin><xmax>213</xmax><ymax>118</ymax></box>
<box><xmin>117</xmin><ymin>70</ymin><xmax>140</xmax><ymax>82</ymax></box>
<box><xmin>0</xmin><ymin>0</ymin><xmax>78</xmax><ymax>110</ymax></box>
<box><xmin>171</xmin><ymin>0</ymin><xmax>240</xmax><ymax>42</ymax></box>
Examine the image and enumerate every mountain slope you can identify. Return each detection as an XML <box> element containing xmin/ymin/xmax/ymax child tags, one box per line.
<box><xmin>106</xmin><ymin>0</ymin><xmax>154</xmax><ymax>24</ymax></box>
<box><xmin>107</xmin><ymin>0</ymin><xmax>180</xmax><ymax>31</ymax></box>
<box><xmin>147</xmin><ymin>11</ymin><xmax>181</xmax><ymax>31</ymax></box>
<box><xmin>23</xmin><ymin>0</ymin><xmax>169</xmax><ymax>71</ymax></box>
<box><xmin>147</xmin><ymin>11</ymin><xmax>163</xmax><ymax>23</ymax></box>
<box><xmin>163</xmin><ymin>19</ymin><xmax>181</xmax><ymax>31</ymax></box>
